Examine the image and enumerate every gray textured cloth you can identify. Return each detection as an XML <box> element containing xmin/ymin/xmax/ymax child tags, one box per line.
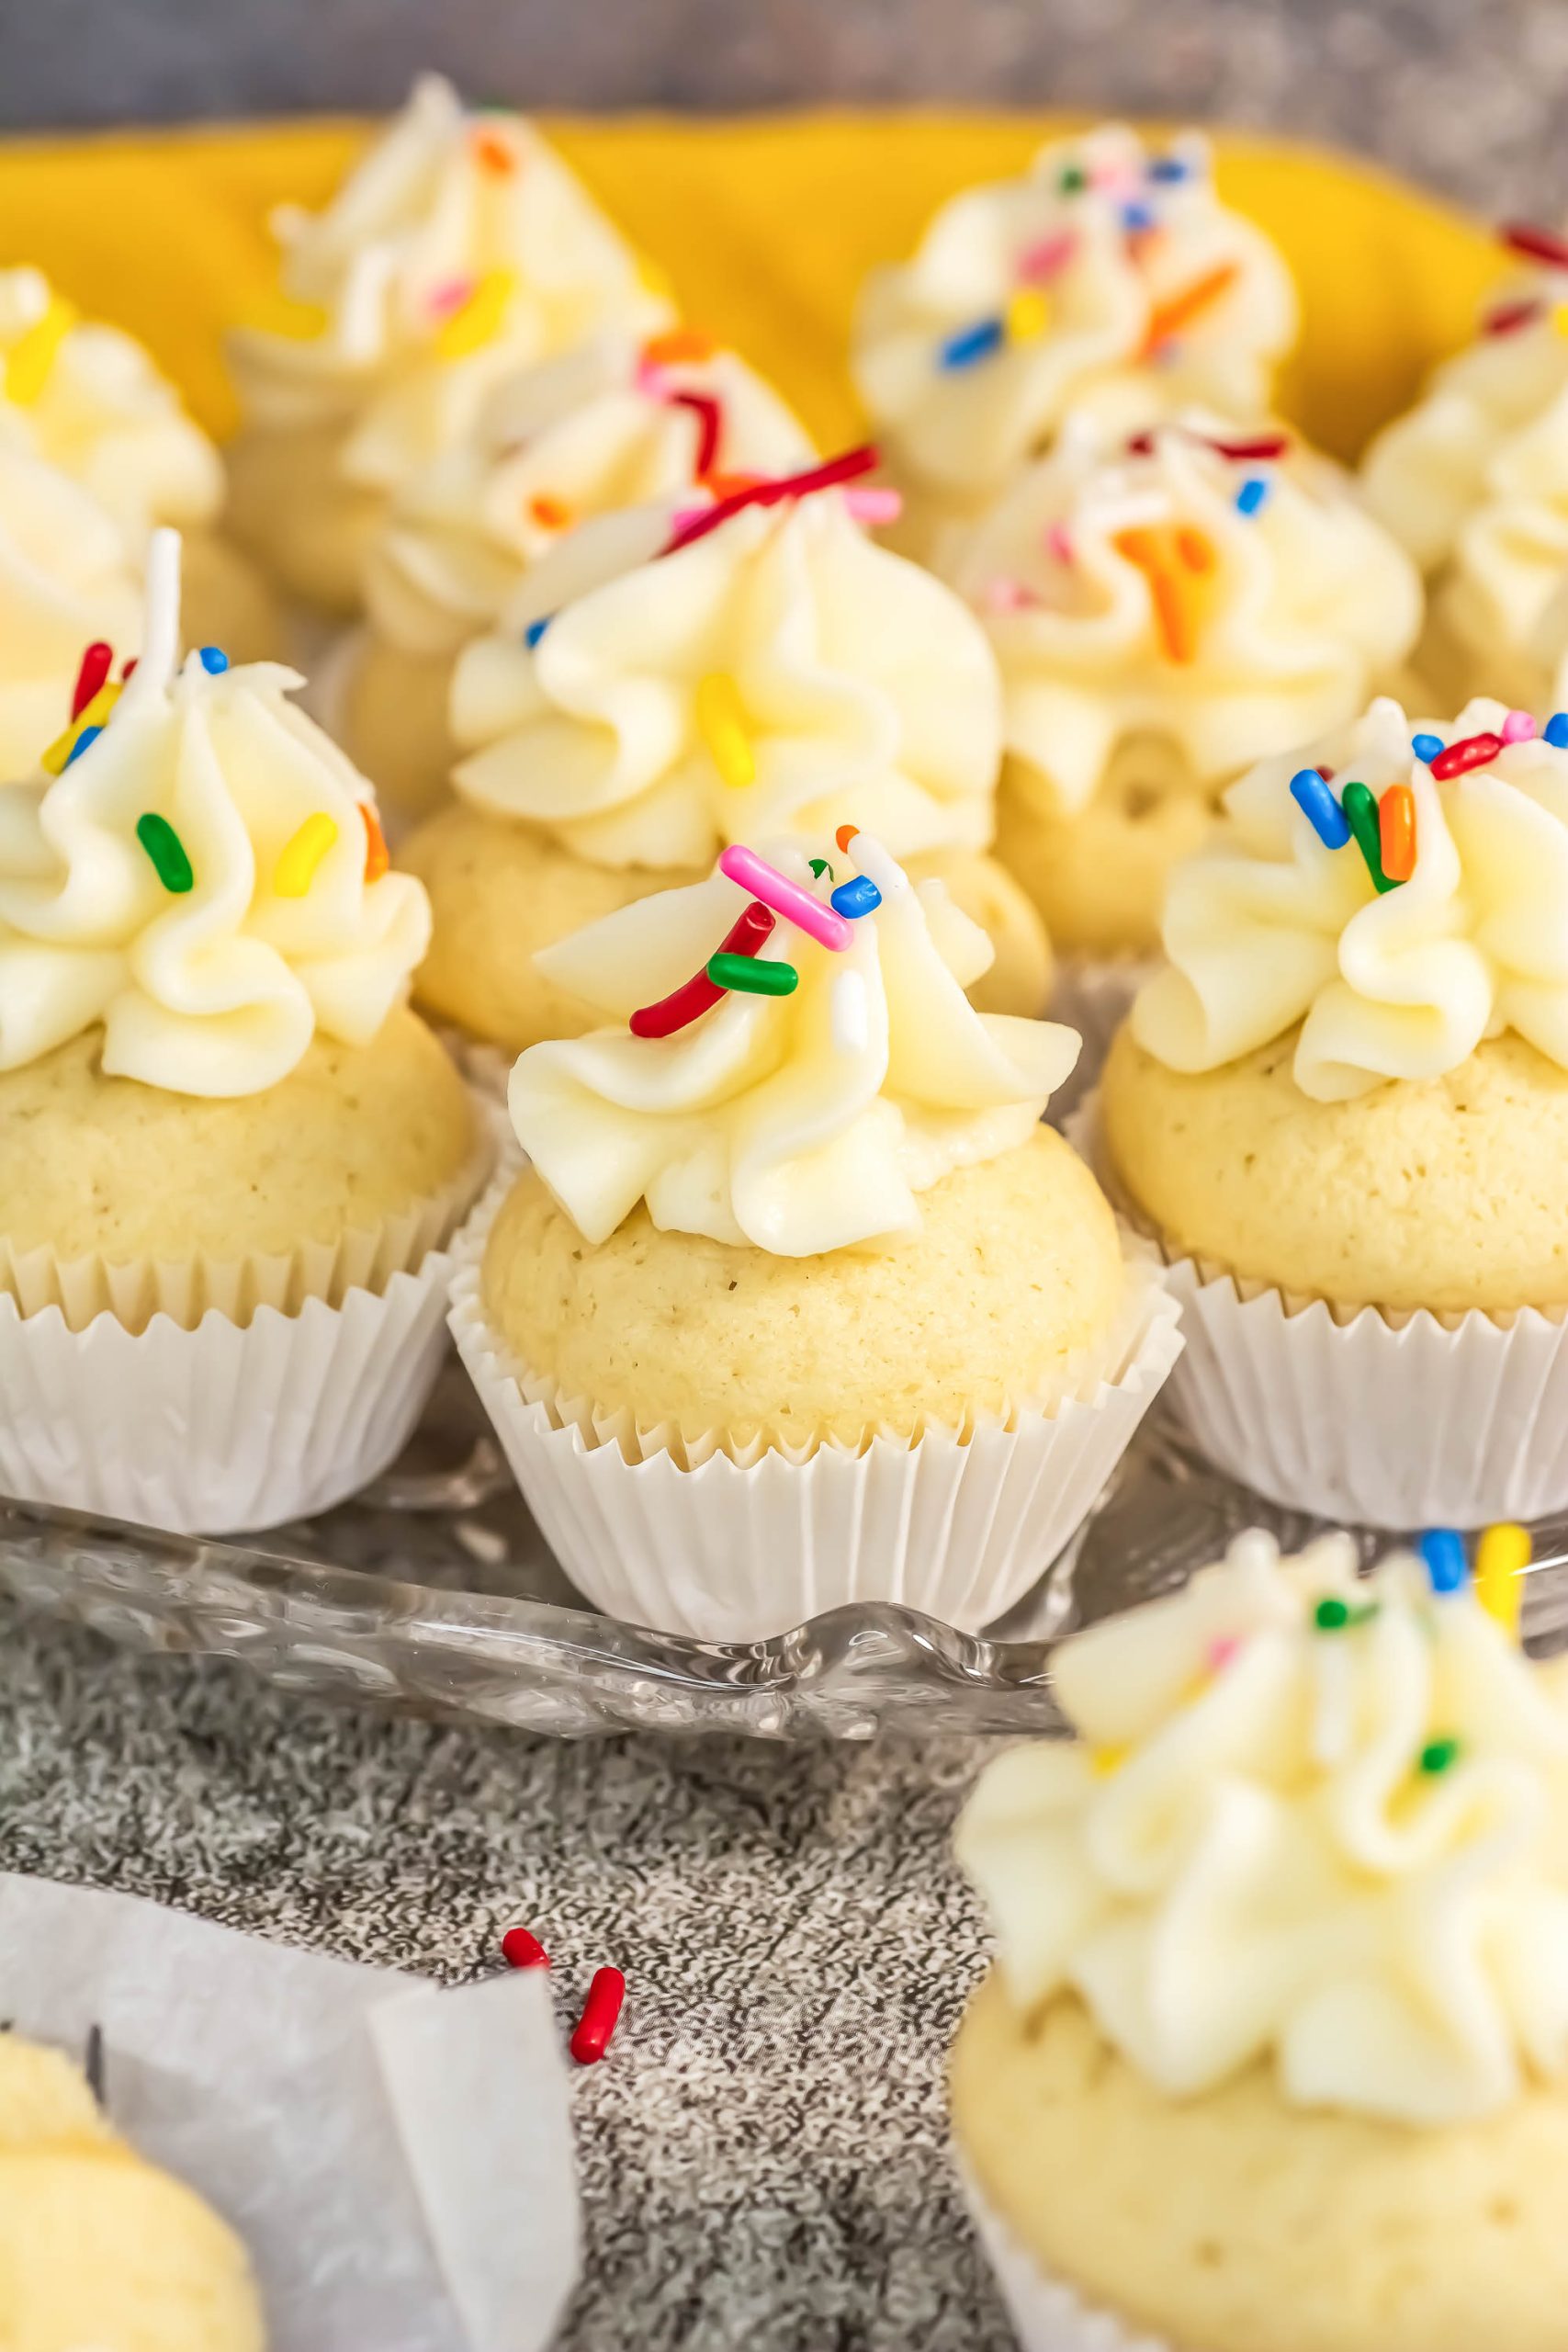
<box><xmin>0</xmin><ymin>1606</ymin><xmax>1006</xmax><ymax>2349</ymax></box>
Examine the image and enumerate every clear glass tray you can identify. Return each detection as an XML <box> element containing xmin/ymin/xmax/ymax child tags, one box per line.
<box><xmin>4</xmin><ymin>1363</ymin><xmax>1566</xmax><ymax>1739</ymax></box>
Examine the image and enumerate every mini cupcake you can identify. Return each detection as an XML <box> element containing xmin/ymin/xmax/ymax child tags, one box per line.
<box><xmin>1095</xmin><ymin>691</ymin><xmax>1568</xmax><ymax>1527</ymax></box>
<box><xmin>0</xmin><ymin>531</ymin><xmax>489</xmax><ymax>1535</ymax></box>
<box><xmin>402</xmin><ymin>452</ymin><xmax>1054</xmax><ymax>1062</ymax></box>
<box><xmin>226</xmin><ymin>74</ymin><xmax>671</xmax><ymax>615</ymax></box>
<box><xmin>852</xmin><ymin>125</ymin><xmax>1297</xmax><ymax>562</ymax></box>
<box><xmin>0</xmin><ymin>266</ymin><xmax>280</xmax><ymax>662</ymax></box>
<box><xmin>449</xmin><ymin>832</ymin><xmax>1181</xmax><ymax>1639</ymax></box>
<box><xmin>953</xmin><ymin>1522</ymin><xmax>1568</xmax><ymax>2352</ymax></box>
<box><xmin>943</xmin><ymin>411</ymin><xmax>1422</xmax><ymax>1070</ymax></box>
<box><xmin>333</xmin><ymin>324</ymin><xmax>813</xmax><ymax>827</ymax></box>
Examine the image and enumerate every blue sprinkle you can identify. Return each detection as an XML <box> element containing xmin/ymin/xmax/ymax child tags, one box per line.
<box><xmin>1235</xmin><ymin>475</ymin><xmax>1270</xmax><ymax>517</ymax></box>
<box><xmin>524</xmin><ymin>616</ymin><xmax>550</xmax><ymax>650</ymax></box>
<box><xmin>1545</xmin><ymin>711</ymin><xmax>1568</xmax><ymax>749</ymax></box>
<box><xmin>1122</xmin><ymin>199</ymin><xmax>1157</xmax><ymax>231</ymax></box>
<box><xmin>1147</xmin><ymin>154</ymin><xmax>1190</xmax><ymax>183</ymax></box>
<box><xmin>197</xmin><ymin>645</ymin><xmax>229</xmax><ymax>674</ymax></box>
<box><xmin>938</xmin><ymin>316</ymin><xmax>1006</xmax><ymax>370</ymax></box>
<box><xmin>63</xmin><ymin>724</ymin><xmax>102</xmax><ymax>768</ymax></box>
<box><xmin>829</xmin><ymin>874</ymin><xmax>883</xmax><ymax>920</ymax></box>
<box><xmin>1419</xmin><ymin>1528</ymin><xmax>1468</xmax><ymax>1597</ymax></box>
<box><xmin>1411</xmin><ymin>732</ymin><xmax>1445</xmax><ymax>764</ymax></box>
<box><xmin>1289</xmin><ymin>767</ymin><xmax>1349</xmax><ymax>849</ymax></box>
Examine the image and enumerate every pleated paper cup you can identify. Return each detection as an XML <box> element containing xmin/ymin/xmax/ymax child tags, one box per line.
<box><xmin>446</xmin><ymin>1160</ymin><xmax>1184</xmax><ymax>1642</ymax></box>
<box><xmin>1070</xmin><ymin>1092</ymin><xmax>1568</xmax><ymax>1531</ymax></box>
<box><xmin>434</xmin><ymin>1023</ymin><xmax>514</xmax><ymax>1102</ymax></box>
<box><xmin>960</xmin><ymin>2159</ymin><xmax>1173</xmax><ymax>2352</ymax></box>
<box><xmin>1047</xmin><ymin>958</ymin><xmax>1154</xmax><ymax>1125</ymax></box>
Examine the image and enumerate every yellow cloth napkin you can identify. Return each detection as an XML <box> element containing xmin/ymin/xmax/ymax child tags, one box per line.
<box><xmin>0</xmin><ymin>112</ymin><xmax>1507</xmax><ymax>458</ymax></box>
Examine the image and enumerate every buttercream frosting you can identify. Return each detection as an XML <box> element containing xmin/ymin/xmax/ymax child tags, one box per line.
<box><xmin>944</xmin><ymin>412</ymin><xmax>1423</xmax><ymax>819</ymax></box>
<box><xmin>0</xmin><ymin>440</ymin><xmax>144</xmax><ymax>780</ymax></box>
<box><xmin>1133</xmin><ymin>693</ymin><xmax>1568</xmax><ymax>1101</ymax></box>
<box><xmin>451</xmin><ymin>481</ymin><xmax>1005</xmax><ymax>866</ymax></box>
<box><xmin>0</xmin><ymin>531</ymin><xmax>430</xmax><ymax>1096</ymax></box>
<box><xmin>507</xmin><ymin>838</ymin><xmax>1077</xmax><ymax>1254</ymax></box>
<box><xmin>853</xmin><ymin>126</ymin><xmax>1297</xmax><ymax>512</ymax></box>
<box><xmin>957</xmin><ymin>1527</ymin><xmax>1568</xmax><ymax>2126</ymax></box>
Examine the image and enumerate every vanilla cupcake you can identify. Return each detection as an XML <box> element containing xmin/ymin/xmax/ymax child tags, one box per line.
<box><xmin>227</xmin><ymin>74</ymin><xmax>670</xmax><ymax>615</ymax></box>
<box><xmin>953</xmin><ymin>1522</ymin><xmax>1568</xmax><ymax>2352</ymax></box>
<box><xmin>1096</xmin><ymin>691</ymin><xmax>1568</xmax><ymax>1526</ymax></box>
<box><xmin>944</xmin><ymin>411</ymin><xmax>1422</xmax><ymax>1066</ymax></box>
<box><xmin>333</xmin><ymin>324</ymin><xmax>813</xmax><ymax>826</ymax></box>
<box><xmin>449</xmin><ymin>833</ymin><xmax>1180</xmax><ymax>1639</ymax></box>
<box><xmin>403</xmin><ymin>456</ymin><xmax>1054</xmax><ymax>1063</ymax></box>
<box><xmin>0</xmin><ymin>266</ymin><xmax>280</xmax><ymax>662</ymax></box>
<box><xmin>852</xmin><ymin>125</ymin><xmax>1297</xmax><ymax>561</ymax></box>
<box><xmin>0</xmin><ymin>531</ymin><xmax>489</xmax><ymax>1535</ymax></box>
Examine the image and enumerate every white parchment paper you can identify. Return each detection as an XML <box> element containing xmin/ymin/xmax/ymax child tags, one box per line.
<box><xmin>0</xmin><ymin>1872</ymin><xmax>580</xmax><ymax>2352</ymax></box>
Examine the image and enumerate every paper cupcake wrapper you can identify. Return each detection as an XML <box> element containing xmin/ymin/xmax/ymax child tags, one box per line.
<box><xmin>1070</xmin><ymin>1091</ymin><xmax>1568</xmax><ymax>1530</ymax></box>
<box><xmin>1047</xmin><ymin>957</ymin><xmax>1154</xmax><ymax>1126</ymax></box>
<box><xmin>959</xmin><ymin>2160</ymin><xmax>1170</xmax><ymax>2352</ymax></box>
<box><xmin>446</xmin><ymin>1159</ymin><xmax>1183</xmax><ymax>1642</ymax></box>
<box><xmin>434</xmin><ymin>1023</ymin><xmax>515</xmax><ymax>1102</ymax></box>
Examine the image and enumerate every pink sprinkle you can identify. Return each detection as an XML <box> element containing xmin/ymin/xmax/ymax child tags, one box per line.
<box><xmin>984</xmin><ymin>575</ymin><xmax>1036</xmax><ymax>613</ymax></box>
<box><xmin>427</xmin><ymin>276</ymin><xmax>474</xmax><ymax>319</ymax></box>
<box><xmin>843</xmin><ymin>485</ymin><xmax>903</xmax><ymax>525</ymax></box>
<box><xmin>669</xmin><ymin>503</ymin><xmax>708</xmax><ymax>537</ymax></box>
<box><xmin>1044</xmin><ymin>521</ymin><xmax>1074</xmax><ymax>565</ymax></box>
<box><xmin>1206</xmin><ymin>1635</ymin><xmax>1241</xmax><ymax>1671</ymax></box>
<box><xmin>1502</xmin><ymin>708</ymin><xmax>1538</xmax><ymax>742</ymax></box>
<box><xmin>635</xmin><ymin>356</ymin><xmax>669</xmax><ymax>394</ymax></box>
<box><xmin>1016</xmin><ymin>229</ymin><xmax>1077</xmax><ymax>284</ymax></box>
<box><xmin>718</xmin><ymin>844</ymin><xmax>852</xmax><ymax>952</ymax></box>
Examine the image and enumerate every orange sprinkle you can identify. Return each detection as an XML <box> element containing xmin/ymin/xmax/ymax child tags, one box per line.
<box><xmin>528</xmin><ymin>492</ymin><xmax>573</xmax><ymax>531</ymax></box>
<box><xmin>1141</xmin><ymin>261</ymin><xmax>1240</xmax><ymax>355</ymax></box>
<box><xmin>1176</xmin><ymin>526</ymin><xmax>1216</xmax><ymax>575</ymax></box>
<box><xmin>701</xmin><ymin>469</ymin><xmax>763</xmax><ymax>501</ymax></box>
<box><xmin>472</xmin><ymin>130</ymin><xmax>518</xmax><ymax>175</ymax></box>
<box><xmin>1379</xmin><ymin>782</ymin><xmax>1416</xmax><ymax>882</ymax></box>
<box><xmin>835</xmin><ymin>823</ymin><xmax>861</xmax><ymax>854</ymax></box>
<box><xmin>641</xmin><ymin>325</ymin><xmax>716</xmax><ymax>368</ymax></box>
<box><xmin>359</xmin><ymin>801</ymin><xmax>389</xmax><ymax>883</ymax></box>
<box><xmin>1113</xmin><ymin>526</ymin><xmax>1200</xmax><ymax>664</ymax></box>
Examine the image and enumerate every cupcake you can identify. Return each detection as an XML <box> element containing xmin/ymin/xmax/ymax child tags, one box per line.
<box><xmin>942</xmin><ymin>411</ymin><xmax>1423</xmax><ymax>1069</ymax></box>
<box><xmin>1095</xmin><ymin>691</ymin><xmax>1568</xmax><ymax>1527</ymax></box>
<box><xmin>0</xmin><ymin>530</ymin><xmax>489</xmax><ymax>1535</ymax></box>
<box><xmin>226</xmin><ymin>74</ymin><xmax>671</xmax><ymax>616</ymax></box>
<box><xmin>1363</xmin><ymin>219</ymin><xmax>1568</xmax><ymax>718</ymax></box>
<box><xmin>333</xmin><ymin>324</ymin><xmax>813</xmax><ymax>828</ymax></box>
<box><xmin>852</xmin><ymin>124</ymin><xmax>1297</xmax><ymax>562</ymax></box>
<box><xmin>448</xmin><ymin>831</ymin><xmax>1181</xmax><ymax>1640</ymax></box>
<box><xmin>402</xmin><ymin>452</ymin><xmax>1054</xmax><ymax>1065</ymax></box>
<box><xmin>0</xmin><ymin>265</ymin><xmax>280</xmax><ymax>662</ymax></box>
<box><xmin>952</xmin><ymin>1522</ymin><xmax>1568</xmax><ymax>2352</ymax></box>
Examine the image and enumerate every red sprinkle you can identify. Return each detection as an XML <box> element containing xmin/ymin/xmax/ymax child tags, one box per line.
<box><xmin>1430</xmin><ymin>730</ymin><xmax>1504</xmax><ymax>779</ymax></box>
<box><xmin>71</xmin><ymin>640</ymin><xmax>113</xmax><ymax>718</ymax></box>
<box><xmin>1124</xmin><ymin>429</ymin><xmax>1157</xmax><ymax>456</ymax></box>
<box><xmin>501</xmin><ymin>1926</ymin><xmax>550</xmax><ymax>1970</ymax></box>
<box><xmin>630</xmin><ymin>899</ymin><xmax>775</xmax><ymax>1039</ymax></box>
<box><xmin>1202</xmin><ymin>431</ymin><xmax>1292</xmax><ymax>461</ymax></box>
<box><xmin>570</xmin><ymin>1967</ymin><xmax>626</xmax><ymax>2064</ymax></box>
<box><xmin>1485</xmin><ymin>297</ymin><xmax>1544</xmax><ymax>338</ymax></box>
<box><xmin>661</xmin><ymin>445</ymin><xmax>880</xmax><ymax>557</ymax></box>
<box><xmin>670</xmin><ymin>389</ymin><xmax>724</xmax><ymax>480</ymax></box>
<box><xmin>1501</xmin><ymin>220</ymin><xmax>1568</xmax><ymax>271</ymax></box>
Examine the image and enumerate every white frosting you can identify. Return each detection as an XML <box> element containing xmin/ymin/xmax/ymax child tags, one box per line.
<box><xmin>957</xmin><ymin>1528</ymin><xmax>1568</xmax><ymax>2125</ymax></box>
<box><xmin>853</xmin><ymin>126</ymin><xmax>1297</xmax><ymax>510</ymax></box>
<box><xmin>0</xmin><ymin>441</ymin><xmax>144</xmax><ymax>780</ymax></box>
<box><xmin>1133</xmin><ymin>695</ymin><xmax>1568</xmax><ymax>1101</ymax></box>
<box><xmin>943</xmin><ymin>412</ymin><xmax>1423</xmax><ymax>818</ymax></box>
<box><xmin>364</xmin><ymin>328</ymin><xmax>813</xmax><ymax>657</ymax></box>
<box><xmin>508</xmin><ymin>842</ymin><xmax>1077</xmax><ymax>1254</ymax></box>
<box><xmin>451</xmin><ymin>487</ymin><xmax>1005</xmax><ymax>867</ymax></box>
<box><xmin>229</xmin><ymin>75</ymin><xmax>670</xmax><ymax>496</ymax></box>
<box><xmin>0</xmin><ymin>267</ymin><xmax>224</xmax><ymax>548</ymax></box>
<box><xmin>0</xmin><ymin>532</ymin><xmax>430</xmax><ymax>1096</ymax></box>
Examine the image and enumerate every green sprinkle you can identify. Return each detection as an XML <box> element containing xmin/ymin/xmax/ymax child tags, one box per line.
<box><xmin>1345</xmin><ymin>1600</ymin><xmax>1381</xmax><ymax>1626</ymax></box>
<box><xmin>1339</xmin><ymin>781</ymin><xmax>1394</xmax><ymax>893</ymax></box>
<box><xmin>1314</xmin><ymin>1597</ymin><xmax>1351</xmax><ymax>1630</ymax></box>
<box><xmin>1419</xmin><ymin>1736</ymin><xmax>1461</xmax><ymax>1776</ymax></box>
<box><xmin>1059</xmin><ymin>164</ymin><xmax>1088</xmax><ymax>194</ymax></box>
<box><xmin>807</xmin><ymin>857</ymin><xmax>835</xmax><ymax>881</ymax></box>
<box><xmin>135</xmin><ymin>811</ymin><xmax>194</xmax><ymax>894</ymax></box>
<box><xmin>706</xmin><ymin>952</ymin><xmax>798</xmax><ymax>998</ymax></box>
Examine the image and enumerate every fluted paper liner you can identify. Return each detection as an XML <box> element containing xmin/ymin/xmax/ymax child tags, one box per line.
<box><xmin>1071</xmin><ymin>1091</ymin><xmax>1568</xmax><ymax>1530</ymax></box>
<box><xmin>447</xmin><ymin>1157</ymin><xmax>1184</xmax><ymax>1641</ymax></box>
<box><xmin>0</xmin><ymin>1122</ymin><xmax>495</xmax><ymax>1536</ymax></box>
<box><xmin>960</xmin><ymin>2159</ymin><xmax>1171</xmax><ymax>2352</ymax></box>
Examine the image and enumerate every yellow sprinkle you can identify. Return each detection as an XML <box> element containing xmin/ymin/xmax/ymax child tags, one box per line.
<box><xmin>6</xmin><ymin>292</ymin><xmax>78</xmax><ymax>406</ymax></box>
<box><xmin>1475</xmin><ymin>1521</ymin><xmax>1530</xmax><ymax>1637</ymax></box>
<box><xmin>1552</xmin><ymin>302</ymin><xmax>1568</xmax><ymax>339</ymax></box>
<box><xmin>1005</xmin><ymin>287</ymin><xmax>1051</xmax><ymax>344</ymax></box>
<box><xmin>694</xmin><ymin>672</ymin><xmax>755</xmax><ymax>789</ymax></box>
<box><xmin>273</xmin><ymin>811</ymin><xmax>339</xmax><ymax>898</ymax></box>
<box><xmin>39</xmin><ymin>679</ymin><xmax>122</xmax><ymax>777</ymax></box>
<box><xmin>433</xmin><ymin>268</ymin><xmax>515</xmax><ymax>360</ymax></box>
<box><xmin>1089</xmin><ymin>1745</ymin><xmax>1128</xmax><ymax>1779</ymax></box>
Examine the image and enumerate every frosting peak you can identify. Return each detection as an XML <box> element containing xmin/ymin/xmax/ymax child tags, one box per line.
<box><xmin>507</xmin><ymin>836</ymin><xmax>1077</xmax><ymax>1254</ymax></box>
<box><xmin>957</xmin><ymin>1528</ymin><xmax>1568</xmax><ymax>2124</ymax></box>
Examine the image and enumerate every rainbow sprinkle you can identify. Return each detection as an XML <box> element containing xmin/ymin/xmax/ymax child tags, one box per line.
<box><xmin>273</xmin><ymin>811</ymin><xmax>338</xmax><ymax>898</ymax></box>
<box><xmin>136</xmin><ymin>812</ymin><xmax>194</xmax><ymax>895</ymax></box>
<box><xmin>524</xmin><ymin>616</ymin><xmax>550</xmax><ymax>650</ymax></box>
<box><xmin>718</xmin><ymin>844</ymin><xmax>852</xmax><ymax>952</ymax></box>
<box><xmin>1546</xmin><ymin>712</ymin><xmax>1568</xmax><ymax>748</ymax></box>
<box><xmin>1475</xmin><ymin>1522</ymin><xmax>1529</xmax><ymax>1637</ymax></box>
<box><xmin>1378</xmin><ymin>783</ymin><xmax>1416</xmax><ymax>883</ymax></box>
<box><xmin>829</xmin><ymin>874</ymin><xmax>882</xmax><ymax>920</ymax></box>
<box><xmin>706</xmin><ymin>949</ymin><xmax>797</xmax><ymax>996</ymax></box>
<box><xmin>198</xmin><ymin>645</ymin><xmax>229</xmax><ymax>674</ymax></box>
<box><xmin>1234</xmin><ymin>474</ymin><xmax>1270</xmax><ymax>516</ymax></box>
<box><xmin>1419</xmin><ymin>1528</ymin><xmax>1468</xmax><ymax>1597</ymax></box>
<box><xmin>1418</xmin><ymin>1736</ymin><xmax>1461</xmax><ymax>1776</ymax></box>
<box><xmin>694</xmin><ymin>673</ymin><xmax>754</xmax><ymax>789</ymax></box>
<box><xmin>5</xmin><ymin>291</ymin><xmax>77</xmax><ymax>406</ymax></box>
<box><xmin>939</xmin><ymin>317</ymin><xmax>1005</xmax><ymax>369</ymax></box>
<box><xmin>1411</xmin><ymin>732</ymin><xmax>1444</xmax><ymax>763</ymax></box>
<box><xmin>1340</xmin><ymin>781</ymin><xmax>1393</xmax><ymax>893</ymax></box>
<box><xmin>1290</xmin><ymin>768</ymin><xmax>1350</xmax><ymax>850</ymax></box>
<box><xmin>359</xmin><ymin>802</ymin><xmax>389</xmax><ymax>883</ymax></box>
<box><xmin>433</xmin><ymin>268</ymin><xmax>515</xmax><ymax>359</ymax></box>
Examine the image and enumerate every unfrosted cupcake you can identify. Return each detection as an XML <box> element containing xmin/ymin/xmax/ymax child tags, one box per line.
<box><xmin>0</xmin><ymin>265</ymin><xmax>280</xmax><ymax>662</ymax></box>
<box><xmin>402</xmin><ymin>453</ymin><xmax>1053</xmax><ymax>1061</ymax></box>
<box><xmin>1097</xmin><ymin>691</ymin><xmax>1568</xmax><ymax>1526</ymax></box>
<box><xmin>333</xmin><ymin>324</ymin><xmax>813</xmax><ymax>826</ymax></box>
<box><xmin>943</xmin><ymin>411</ymin><xmax>1422</xmax><ymax>1065</ymax></box>
<box><xmin>953</xmin><ymin>1522</ymin><xmax>1568</xmax><ymax>2352</ymax></box>
<box><xmin>449</xmin><ymin>831</ymin><xmax>1180</xmax><ymax>1639</ymax></box>
<box><xmin>0</xmin><ymin>531</ymin><xmax>488</xmax><ymax>1534</ymax></box>
<box><xmin>852</xmin><ymin>125</ymin><xmax>1297</xmax><ymax>561</ymax></box>
<box><xmin>226</xmin><ymin>74</ymin><xmax>670</xmax><ymax>615</ymax></box>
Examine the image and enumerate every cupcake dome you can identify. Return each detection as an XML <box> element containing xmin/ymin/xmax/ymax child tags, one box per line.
<box><xmin>852</xmin><ymin>125</ymin><xmax>1297</xmax><ymax>554</ymax></box>
<box><xmin>226</xmin><ymin>74</ymin><xmax>670</xmax><ymax>613</ymax></box>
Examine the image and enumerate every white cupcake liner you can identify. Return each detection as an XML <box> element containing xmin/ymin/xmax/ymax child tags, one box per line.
<box><xmin>434</xmin><ymin>1023</ymin><xmax>514</xmax><ymax>1101</ymax></box>
<box><xmin>1070</xmin><ymin>1092</ymin><xmax>1568</xmax><ymax>1531</ymax></box>
<box><xmin>1047</xmin><ymin>958</ymin><xmax>1154</xmax><ymax>1125</ymax></box>
<box><xmin>446</xmin><ymin>1159</ymin><xmax>1184</xmax><ymax>1641</ymax></box>
<box><xmin>960</xmin><ymin>2159</ymin><xmax>1169</xmax><ymax>2352</ymax></box>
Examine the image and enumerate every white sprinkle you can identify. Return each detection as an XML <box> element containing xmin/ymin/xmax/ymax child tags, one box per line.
<box><xmin>830</xmin><ymin>968</ymin><xmax>870</xmax><ymax>1055</ymax></box>
<box><xmin>125</xmin><ymin>527</ymin><xmax>183</xmax><ymax>704</ymax></box>
<box><xmin>847</xmin><ymin>830</ymin><xmax>910</xmax><ymax>901</ymax></box>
